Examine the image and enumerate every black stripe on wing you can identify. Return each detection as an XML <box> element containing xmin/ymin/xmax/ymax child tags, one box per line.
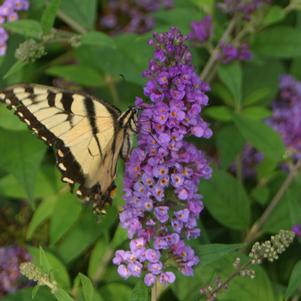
<box><xmin>0</xmin><ymin>88</ymin><xmax>85</xmax><ymax>187</ymax></box>
<box><xmin>0</xmin><ymin>85</ymin><xmax>119</xmax><ymax>212</ymax></box>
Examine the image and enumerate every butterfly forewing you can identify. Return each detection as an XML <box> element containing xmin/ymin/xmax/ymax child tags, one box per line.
<box><xmin>0</xmin><ymin>84</ymin><xmax>134</xmax><ymax>212</ymax></box>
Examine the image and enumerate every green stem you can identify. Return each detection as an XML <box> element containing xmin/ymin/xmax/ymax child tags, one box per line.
<box><xmin>57</xmin><ymin>9</ymin><xmax>87</xmax><ymax>34</ymax></box>
<box><xmin>200</xmin><ymin>16</ymin><xmax>237</xmax><ymax>82</ymax></box>
<box><xmin>92</xmin><ymin>248</ymin><xmax>114</xmax><ymax>284</ymax></box>
<box><xmin>244</xmin><ymin>159</ymin><xmax>301</xmax><ymax>244</ymax></box>
<box><xmin>205</xmin><ymin>260</ymin><xmax>251</xmax><ymax>301</ymax></box>
<box><xmin>151</xmin><ymin>281</ymin><xmax>158</xmax><ymax>301</ymax></box>
<box><xmin>105</xmin><ymin>75</ymin><xmax>121</xmax><ymax>105</ymax></box>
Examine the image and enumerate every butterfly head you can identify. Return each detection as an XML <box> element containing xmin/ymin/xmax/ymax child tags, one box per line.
<box><xmin>119</xmin><ymin>105</ymin><xmax>140</xmax><ymax>133</ymax></box>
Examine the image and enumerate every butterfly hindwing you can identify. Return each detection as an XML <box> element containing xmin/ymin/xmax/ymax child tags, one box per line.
<box><xmin>0</xmin><ymin>84</ymin><xmax>132</xmax><ymax>211</ymax></box>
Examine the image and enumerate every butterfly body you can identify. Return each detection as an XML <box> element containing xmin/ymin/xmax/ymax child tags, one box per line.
<box><xmin>0</xmin><ymin>84</ymin><xmax>138</xmax><ymax>213</ymax></box>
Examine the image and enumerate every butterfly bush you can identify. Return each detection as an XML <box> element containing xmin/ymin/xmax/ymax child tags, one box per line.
<box><xmin>0</xmin><ymin>0</ymin><xmax>29</xmax><ymax>56</ymax></box>
<box><xmin>267</xmin><ymin>75</ymin><xmax>301</xmax><ymax>159</ymax></box>
<box><xmin>100</xmin><ymin>0</ymin><xmax>173</xmax><ymax>35</ymax></box>
<box><xmin>188</xmin><ymin>15</ymin><xmax>251</xmax><ymax>64</ymax></box>
<box><xmin>0</xmin><ymin>246</ymin><xmax>31</xmax><ymax>296</ymax></box>
<box><xmin>216</xmin><ymin>0</ymin><xmax>272</xmax><ymax>64</ymax></box>
<box><xmin>113</xmin><ymin>27</ymin><xmax>212</xmax><ymax>286</ymax></box>
<box><xmin>219</xmin><ymin>0</ymin><xmax>271</xmax><ymax>19</ymax></box>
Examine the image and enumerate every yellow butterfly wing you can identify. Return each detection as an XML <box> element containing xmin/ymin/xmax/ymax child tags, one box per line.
<box><xmin>0</xmin><ymin>84</ymin><xmax>130</xmax><ymax>211</ymax></box>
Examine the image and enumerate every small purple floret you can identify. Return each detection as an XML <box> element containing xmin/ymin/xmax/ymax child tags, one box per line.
<box><xmin>189</xmin><ymin>16</ymin><xmax>212</xmax><ymax>43</ymax></box>
<box><xmin>292</xmin><ymin>224</ymin><xmax>301</xmax><ymax>238</ymax></box>
<box><xmin>219</xmin><ymin>42</ymin><xmax>252</xmax><ymax>64</ymax></box>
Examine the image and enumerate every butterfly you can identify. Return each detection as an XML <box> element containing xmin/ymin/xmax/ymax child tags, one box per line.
<box><xmin>0</xmin><ymin>84</ymin><xmax>138</xmax><ymax>214</ymax></box>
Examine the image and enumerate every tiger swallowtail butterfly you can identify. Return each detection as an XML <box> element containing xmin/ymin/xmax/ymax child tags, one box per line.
<box><xmin>0</xmin><ymin>84</ymin><xmax>138</xmax><ymax>214</ymax></box>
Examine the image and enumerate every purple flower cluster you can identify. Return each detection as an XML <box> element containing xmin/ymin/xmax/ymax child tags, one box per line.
<box><xmin>113</xmin><ymin>27</ymin><xmax>212</xmax><ymax>286</ymax></box>
<box><xmin>0</xmin><ymin>246</ymin><xmax>31</xmax><ymax>296</ymax></box>
<box><xmin>0</xmin><ymin>0</ymin><xmax>29</xmax><ymax>56</ymax></box>
<box><xmin>219</xmin><ymin>0</ymin><xmax>271</xmax><ymax>19</ymax></box>
<box><xmin>268</xmin><ymin>75</ymin><xmax>301</xmax><ymax>158</ymax></box>
<box><xmin>292</xmin><ymin>224</ymin><xmax>301</xmax><ymax>238</ymax></box>
<box><xmin>189</xmin><ymin>16</ymin><xmax>212</xmax><ymax>44</ymax></box>
<box><xmin>219</xmin><ymin>42</ymin><xmax>252</xmax><ymax>64</ymax></box>
<box><xmin>100</xmin><ymin>0</ymin><xmax>173</xmax><ymax>35</ymax></box>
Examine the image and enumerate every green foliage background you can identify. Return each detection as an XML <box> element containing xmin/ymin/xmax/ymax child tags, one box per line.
<box><xmin>0</xmin><ymin>0</ymin><xmax>301</xmax><ymax>300</ymax></box>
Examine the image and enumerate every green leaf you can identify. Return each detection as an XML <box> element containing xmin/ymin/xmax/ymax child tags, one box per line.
<box><xmin>3</xmin><ymin>60</ymin><xmax>26</xmax><ymax>79</ymax></box>
<box><xmin>79</xmin><ymin>274</ymin><xmax>94</xmax><ymax>301</ymax></box>
<box><xmin>0</xmin><ymin>105</ymin><xmax>27</xmax><ymax>130</ymax></box>
<box><xmin>216</xmin><ymin>125</ymin><xmax>245</xmax><ymax>169</ymax></box>
<box><xmin>81</xmin><ymin>31</ymin><xmax>116</xmax><ymax>49</ymax></box>
<box><xmin>0</xmin><ymin>130</ymin><xmax>46</xmax><ymax>202</ymax></box>
<box><xmin>27</xmin><ymin>197</ymin><xmax>57</xmax><ymax>239</ymax></box>
<box><xmin>0</xmin><ymin>167</ymin><xmax>60</xmax><ymax>200</ymax></box>
<box><xmin>76</xmin><ymin>34</ymin><xmax>151</xmax><ymax>85</ymax></box>
<box><xmin>233</xmin><ymin>114</ymin><xmax>285</xmax><ymax>161</ymax></box>
<box><xmin>262</xmin><ymin>5</ymin><xmax>286</xmax><ymax>27</ymax></box>
<box><xmin>253</xmin><ymin>26</ymin><xmax>301</xmax><ymax>58</ymax></box>
<box><xmin>288</xmin><ymin>184</ymin><xmax>301</xmax><ymax>225</ymax></box>
<box><xmin>154</xmin><ymin>8</ymin><xmax>204</xmax><ymax>33</ymax></box>
<box><xmin>200</xmin><ymin>170</ymin><xmax>251</xmax><ymax>230</ymax></box>
<box><xmin>41</xmin><ymin>0</ymin><xmax>61</xmax><ymax>34</ymax></box>
<box><xmin>241</xmin><ymin>106</ymin><xmax>272</xmax><ymax>120</ymax></box>
<box><xmin>60</xmin><ymin>0</ymin><xmax>97</xmax><ymax>31</ymax></box>
<box><xmin>243</xmin><ymin>60</ymin><xmax>284</xmax><ymax>104</ymax></box>
<box><xmin>46</xmin><ymin>65</ymin><xmax>104</xmax><ymax>87</ymax></box>
<box><xmin>211</xmin><ymin>82</ymin><xmax>235</xmax><ymax>106</ymax></box>
<box><xmin>263</xmin><ymin>175</ymin><xmax>301</xmax><ymax>233</ymax></box>
<box><xmin>39</xmin><ymin>247</ymin><xmax>52</xmax><ymax>274</ymax></box>
<box><xmin>196</xmin><ymin>243</ymin><xmax>243</xmax><ymax>266</ymax></box>
<box><xmin>290</xmin><ymin>57</ymin><xmax>301</xmax><ymax>80</ymax></box>
<box><xmin>29</xmin><ymin>247</ymin><xmax>71</xmax><ymax>289</ymax></box>
<box><xmin>243</xmin><ymin>88</ymin><xmax>272</xmax><ymax>106</ymax></box>
<box><xmin>54</xmin><ymin>289</ymin><xmax>74</xmax><ymax>301</ymax></box>
<box><xmin>189</xmin><ymin>0</ymin><xmax>214</xmax><ymax>13</ymax></box>
<box><xmin>286</xmin><ymin>260</ymin><xmax>301</xmax><ymax>299</ymax></box>
<box><xmin>57</xmin><ymin>210</ymin><xmax>100</xmax><ymax>263</ymax></box>
<box><xmin>131</xmin><ymin>280</ymin><xmax>149</xmax><ymax>301</ymax></box>
<box><xmin>218</xmin><ymin>62</ymin><xmax>242</xmax><ymax>108</ymax></box>
<box><xmin>3</xmin><ymin>20</ymin><xmax>43</xmax><ymax>38</ymax></box>
<box><xmin>50</xmin><ymin>194</ymin><xmax>82</xmax><ymax>245</ymax></box>
<box><xmin>251</xmin><ymin>186</ymin><xmax>270</xmax><ymax>205</ymax></box>
<box><xmin>256</xmin><ymin>157</ymin><xmax>278</xmax><ymax>179</ymax></box>
<box><xmin>32</xmin><ymin>286</ymin><xmax>40</xmax><ymax>299</ymax></box>
<box><xmin>98</xmin><ymin>284</ymin><xmax>132</xmax><ymax>301</ymax></box>
<box><xmin>88</xmin><ymin>236</ymin><xmax>110</xmax><ymax>280</ymax></box>
<box><xmin>0</xmin><ymin>287</ymin><xmax>56</xmax><ymax>301</ymax></box>
<box><xmin>204</xmin><ymin>106</ymin><xmax>233</xmax><ymax>121</ymax></box>
<box><xmin>111</xmin><ymin>224</ymin><xmax>128</xmax><ymax>249</ymax></box>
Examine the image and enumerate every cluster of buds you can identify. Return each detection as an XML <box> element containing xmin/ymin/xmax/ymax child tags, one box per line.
<box><xmin>20</xmin><ymin>262</ymin><xmax>57</xmax><ymax>294</ymax></box>
<box><xmin>249</xmin><ymin>230</ymin><xmax>295</xmax><ymax>264</ymax></box>
<box><xmin>15</xmin><ymin>39</ymin><xmax>46</xmax><ymax>62</ymax></box>
<box><xmin>200</xmin><ymin>230</ymin><xmax>295</xmax><ymax>300</ymax></box>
